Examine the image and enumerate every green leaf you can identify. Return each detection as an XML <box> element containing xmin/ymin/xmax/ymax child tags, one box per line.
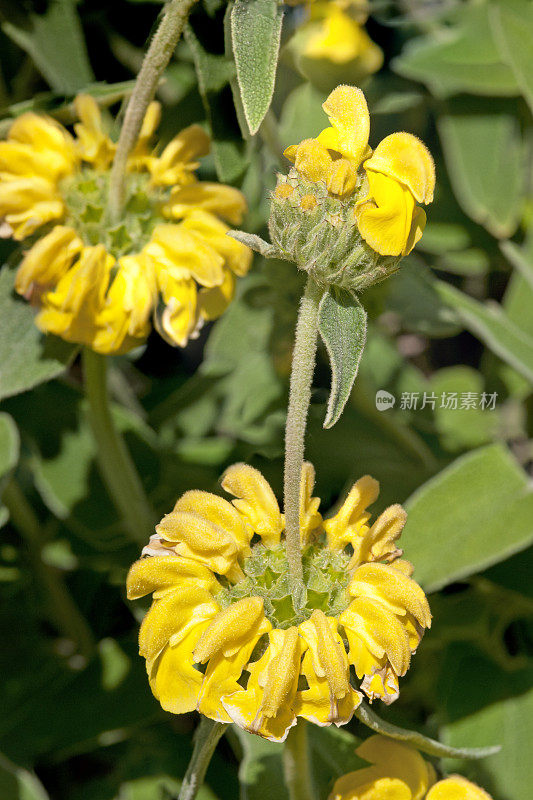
<box><xmin>438</xmin><ymin>100</ymin><xmax>525</xmax><ymax>239</ymax></box>
<box><xmin>393</xmin><ymin>5</ymin><xmax>519</xmax><ymax>98</ymax></box>
<box><xmin>430</xmin><ymin>366</ymin><xmax>497</xmax><ymax>452</ymax></box>
<box><xmin>318</xmin><ymin>288</ymin><xmax>367</xmax><ymax>429</ymax></box>
<box><xmin>490</xmin><ymin>0</ymin><xmax>533</xmax><ymax>114</ymax></box>
<box><xmin>0</xmin><ymin>753</ymin><xmax>49</xmax><ymax>800</ymax></box>
<box><xmin>0</xmin><ymin>412</ymin><xmax>19</xmax><ymax>528</ymax></box>
<box><xmin>278</xmin><ymin>82</ymin><xmax>328</xmax><ymax>150</ymax></box>
<box><xmin>233</xmin><ymin>728</ymin><xmax>289</xmax><ymax>800</ymax></box>
<box><xmin>402</xmin><ymin>444</ymin><xmax>533</xmax><ymax>593</ymax></box>
<box><xmin>230</xmin><ymin>0</ymin><xmax>284</xmax><ymax>135</ymax></box>
<box><xmin>0</xmin><ymin>0</ymin><xmax>93</xmax><ymax>93</ymax></box>
<box><xmin>435</xmin><ymin>279</ymin><xmax>533</xmax><ymax>384</ymax></box>
<box><xmin>355</xmin><ymin>701</ymin><xmax>499</xmax><ymax>760</ymax></box>
<box><xmin>308</xmin><ymin>726</ymin><xmax>365</xmax><ymax>798</ymax></box>
<box><xmin>185</xmin><ymin>25</ymin><xmax>249</xmax><ymax>183</ymax></box>
<box><xmin>0</xmin><ymin>267</ymin><xmax>77</xmax><ymax>402</ymax></box>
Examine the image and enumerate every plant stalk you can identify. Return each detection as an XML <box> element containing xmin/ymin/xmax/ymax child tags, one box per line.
<box><xmin>2</xmin><ymin>479</ymin><xmax>94</xmax><ymax>658</ymax></box>
<box><xmin>178</xmin><ymin>718</ymin><xmax>227</xmax><ymax>800</ymax></box>
<box><xmin>283</xmin><ymin>720</ymin><xmax>317</xmax><ymax>800</ymax></box>
<box><xmin>107</xmin><ymin>0</ymin><xmax>199</xmax><ymax>221</ymax></box>
<box><xmin>82</xmin><ymin>348</ymin><xmax>153</xmax><ymax>544</ymax></box>
<box><xmin>283</xmin><ymin>276</ymin><xmax>323</xmax><ymax>592</ymax></box>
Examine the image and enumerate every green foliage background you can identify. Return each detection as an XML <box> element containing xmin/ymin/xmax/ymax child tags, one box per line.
<box><xmin>0</xmin><ymin>1</ymin><xmax>532</xmax><ymax>798</ymax></box>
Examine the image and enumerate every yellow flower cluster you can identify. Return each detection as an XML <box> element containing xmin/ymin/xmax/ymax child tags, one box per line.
<box><xmin>299</xmin><ymin>0</ymin><xmax>383</xmax><ymax>73</ymax></box>
<box><xmin>330</xmin><ymin>735</ymin><xmax>493</xmax><ymax>800</ymax></box>
<box><xmin>1</xmin><ymin>96</ymin><xmax>251</xmax><ymax>353</ymax></box>
<box><xmin>127</xmin><ymin>463</ymin><xmax>431</xmax><ymax>742</ymax></box>
<box><xmin>284</xmin><ymin>85</ymin><xmax>435</xmax><ymax>257</ymax></box>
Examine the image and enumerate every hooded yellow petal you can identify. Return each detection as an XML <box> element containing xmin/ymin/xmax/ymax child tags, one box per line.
<box><xmin>364</xmin><ymin>132</ymin><xmax>435</xmax><ymax>204</ymax></box>
<box><xmin>155</xmin><ymin>509</ymin><xmax>241</xmax><ymax>577</ymax></box>
<box><xmin>295</xmin><ymin>647</ymin><xmax>361</xmax><ymax>727</ymax></box>
<box><xmin>7</xmin><ymin>112</ymin><xmax>77</xmax><ymax>178</ymax></box>
<box><xmin>0</xmin><ymin>176</ymin><xmax>64</xmax><ymax>239</ymax></box>
<box><xmin>303</xmin><ymin>5</ymin><xmax>383</xmax><ymax>70</ymax></box>
<box><xmin>193</xmin><ymin>597</ymin><xmax>266</xmax><ymax>661</ymax></box>
<box><xmin>221</xmin><ymin>463</ymin><xmax>284</xmax><ymax>546</ymax></box>
<box><xmin>149</xmin><ymin>124</ymin><xmax>210</xmax><ymax>187</ymax></box>
<box><xmin>426</xmin><ymin>776</ymin><xmax>493</xmax><ymax>800</ymax></box>
<box><xmin>318</xmin><ymin>85</ymin><xmax>370</xmax><ymax>169</ymax></box>
<box><xmin>154</xmin><ymin>274</ymin><xmax>199</xmax><ymax>348</ymax></box>
<box><xmin>349</xmin><ymin>563</ymin><xmax>431</xmax><ymax>629</ymax></box>
<box><xmin>147</xmin><ymin>223</ymin><xmax>225</xmax><ymax>288</ymax></box>
<box><xmin>361</xmin><ymin>666</ymin><xmax>400</xmax><ymax>705</ymax></box>
<box><xmin>340</xmin><ymin>597</ymin><xmax>411</xmax><ymax>676</ymax></box>
<box><xmin>324</xmin><ymin>474</ymin><xmax>379</xmax><ymax>550</ymax></box>
<box><xmin>149</xmin><ymin>622</ymin><xmax>210</xmax><ymax>714</ymax></box>
<box><xmin>166</xmin><ymin>182</ymin><xmax>247</xmax><ymax>225</ymax></box>
<box><xmin>329</xmin><ymin>775</ymin><xmax>411</xmax><ymax>800</ymax></box>
<box><xmin>174</xmin><ymin>489</ymin><xmax>253</xmax><ymax>554</ymax></box>
<box><xmin>222</xmin><ymin>627</ymin><xmax>302</xmax><ymax>742</ymax></box>
<box><xmin>356</xmin><ymin>736</ymin><xmax>435</xmax><ymax>800</ymax></box>
<box><xmin>180</xmin><ymin>210</ymin><xmax>252</xmax><ymax>278</ymax></box>
<box><xmin>197</xmin><ymin>615</ymin><xmax>271</xmax><ymax>723</ymax></box>
<box><xmin>15</xmin><ymin>226</ymin><xmax>82</xmax><ymax>296</ymax></box>
<box><xmin>350</xmin><ymin>503</ymin><xmax>406</xmax><ymax>567</ymax></box>
<box><xmin>356</xmin><ymin>170</ymin><xmax>418</xmax><ymax>257</ymax></box>
<box><xmin>126</xmin><ymin>555</ymin><xmax>219</xmax><ymax>600</ymax></box>
<box><xmin>139</xmin><ymin>585</ymin><xmax>219</xmax><ymax>662</ymax></box>
<box><xmin>74</xmin><ymin>94</ymin><xmax>115</xmax><ymax>170</ymax></box>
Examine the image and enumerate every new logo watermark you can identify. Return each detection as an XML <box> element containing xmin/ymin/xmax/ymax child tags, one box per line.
<box><xmin>375</xmin><ymin>390</ymin><xmax>396</xmax><ymax>411</ymax></box>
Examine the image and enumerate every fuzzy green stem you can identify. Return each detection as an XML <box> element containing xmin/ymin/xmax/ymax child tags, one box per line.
<box><xmin>2</xmin><ymin>479</ymin><xmax>95</xmax><ymax>658</ymax></box>
<box><xmin>283</xmin><ymin>276</ymin><xmax>323</xmax><ymax>593</ymax></box>
<box><xmin>283</xmin><ymin>721</ymin><xmax>318</xmax><ymax>800</ymax></box>
<box><xmin>177</xmin><ymin>718</ymin><xmax>227</xmax><ymax>800</ymax></box>
<box><xmin>83</xmin><ymin>348</ymin><xmax>153</xmax><ymax>544</ymax></box>
<box><xmin>107</xmin><ymin>0</ymin><xmax>199</xmax><ymax>221</ymax></box>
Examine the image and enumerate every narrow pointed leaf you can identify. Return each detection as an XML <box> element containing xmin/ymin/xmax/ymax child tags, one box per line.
<box><xmin>318</xmin><ymin>288</ymin><xmax>367</xmax><ymax>429</ymax></box>
<box><xmin>230</xmin><ymin>0</ymin><xmax>284</xmax><ymax>135</ymax></box>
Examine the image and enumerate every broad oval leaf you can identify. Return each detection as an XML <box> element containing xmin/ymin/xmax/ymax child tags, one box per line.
<box><xmin>230</xmin><ymin>0</ymin><xmax>284</xmax><ymax>135</ymax></box>
<box><xmin>318</xmin><ymin>288</ymin><xmax>367</xmax><ymax>429</ymax></box>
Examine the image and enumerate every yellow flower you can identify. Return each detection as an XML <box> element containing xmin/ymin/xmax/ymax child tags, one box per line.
<box><xmin>1</xmin><ymin>95</ymin><xmax>251</xmax><ymax>354</ymax></box>
<box><xmin>284</xmin><ymin>85</ymin><xmax>435</xmax><ymax>256</ymax></box>
<box><xmin>329</xmin><ymin>735</ymin><xmax>493</xmax><ymax>800</ymax></box>
<box><xmin>127</xmin><ymin>463</ymin><xmax>431</xmax><ymax>742</ymax></box>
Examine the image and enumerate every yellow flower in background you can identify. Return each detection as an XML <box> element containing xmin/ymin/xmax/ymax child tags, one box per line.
<box><xmin>1</xmin><ymin>95</ymin><xmax>251</xmax><ymax>354</ymax></box>
<box><xmin>283</xmin><ymin>85</ymin><xmax>435</xmax><ymax>257</ymax></box>
<box><xmin>127</xmin><ymin>463</ymin><xmax>431</xmax><ymax>742</ymax></box>
<box><xmin>289</xmin><ymin>1</ymin><xmax>383</xmax><ymax>92</ymax></box>
<box><xmin>329</xmin><ymin>735</ymin><xmax>493</xmax><ymax>800</ymax></box>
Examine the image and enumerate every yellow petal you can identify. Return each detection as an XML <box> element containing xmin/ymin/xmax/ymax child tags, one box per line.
<box><xmin>324</xmin><ymin>474</ymin><xmax>379</xmax><ymax>550</ymax></box>
<box><xmin>139</xmin><ymin>585</ymin><xmax>219</xmax><ymax>662</ymax></box>
<box><xmin>302</xmin><ymin>610</ymin><xmax>350</xmax><ymax>699</ymax></box>
<box><xmin>318</xmin><ymin>85</ymin><xmax>370</xmax><ymax>168</ymax></box>
<box><xmin>174</xmin><ymin>489</ymin><xmax>253</xmax><ymax>554</ymax></box>
<box><xmin>149</xmin><ymin>124</ymin><xmax>210</xmax><ymax>187</ymax></box>
<box><xmin>426</xmin><ymin>776</ymin><xmax>493</xmax><ymax>800</ymax></box>
<box><xmin>303</xmin><ymin>6</ymin><xmax>383</xmax><ymax>72</ymax></box>
<box><xmin>15</xmin><ymin>226</ymin><xmax>82</xmax><ymax>295</ymax></box>
<box><xmin>295</xmin><ymin>646</ymin><xmax>361</xmax><ymax>727</ymax></box>
<box><xmin>8</xmin><ymin>112</ymin><xmax>77</xmax><ymax>177</ymax></box>
<box><xmin>329</xmin><ymin>775</ymin><xmax>412</xmax><ymax>800</ymax></box>
<box><xmin>0</xmin><ymin>141</ymin><xmax>73</xmax><ymax>183</ymax></box>
<box><xmin>126</xmin><ymin>555</ymin><xmax>219</xmax><ymax>600</ymax></box>
<box><xmin>149</xmin><ymin>622</ymin><xmax>210</xmax><ymax>714</ymax></box>
<box><xmin>74</xmin><ymin>94</ymin><xmax>115</xmax><ymax>170</ymax></box>
<box><xmin>0</xmin><ymin>176</ymin><xmax>64</xmax><ymax>239</ymax></box>
<box><xmin>221</xmin><ymin>463</ymin><xmax>283</xmax><ymax>546</ymax></box>
<box><xmin>147</xmin><ymin>223</ymin><xmax>225</xmax><ymax>287</ymax></box>
<box><xmin>199</xmin><ymin>269</ymin><xmax>235</xmax><ymax>322</ymax></box>
<box><xmin>356</xmin><ymin>170</ymin><xmax>417</xmax><ymax>257</ymax></box>
<box><xmin>154</xmin><ymin>274</ymin><xmax>199</xmax><ymax>348</ymax></box>
<box><xmin>361</xmin><ymin>666</ymin><xmax>400</xmax><ymax>704</ymax></box>
<box><xmin>348</xmin><ymin>563</ymin><xmax>431</xmax><ymax>629</ymax></box>
<box><xmin>340</xmin><ymin>597</ymin><xmax>411</xmax><ymax>676</ymax></box>
<box><xmin>193</xmin><ymin>597</ymin><xmax>266</xmax><ymax>661</ymax></box>
<box><xmin>180</xmin><ymin>210</ymin><xmax>252</xmax><ymax>278</ymax></box>
<box><xmin>293</xmin><ymin>138</ymin><xmax>335</xmax><ymax>183</ymax></box>
<box><xmin>350</xmin><ymin>503</ymin><xmax>406</xmax><ymax>567</ymax></box>
<box><xmin>364</xmin><ymin>132</ymin><xmax>435</xmax><ymax>204</ymax></box>
<box><xmin>197</xmin><ymin>615</ymin><xmax>271</xmax><ymax>723</ymax></box>
<box><xmin>356</xmin><ymin>736</ymin><xmax>435</xmax><ymax>800</ymax></box>
<box><xmin>299</xmin><ymin>462</ymin><xmax>322</xmax><ymax>544</ymax></box>
<box><xmin>166</xmin><ymin>182</ymin><xmax>247</xmax><ymax>225</ymax></box>
<box><xmin>155</xmin><ymin>509</ymin><xmax>241</xmax><ymax>577</ymax></box>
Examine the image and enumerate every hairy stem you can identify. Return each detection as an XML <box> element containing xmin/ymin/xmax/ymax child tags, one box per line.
<box><xmin>107</xmin><ymin>0</ymin><xmax>199</xmax><ymax>221</ymax></box>
<box><xmin>283</xmin><ymin>721</ymin><xmax>317</xmax><ymax>800</ymax></box>
<box><xmin>83</xmin><ymin>348</ymin><xmax>153</xmax><ymax>544</ymax></box>
<box><xmin>178</xmin><ymin>718</ymin><xmax>227</xmax><ymax>800</ymax></box>
<box><xmin>283</xmin><ymin>276</ymin><xmax>323</xmax><ymax>593</ymax></box>
<box><xmin>2</xmin><ymin>479</ymin><xmax>94</xmax><ymax>658</ymax></box>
